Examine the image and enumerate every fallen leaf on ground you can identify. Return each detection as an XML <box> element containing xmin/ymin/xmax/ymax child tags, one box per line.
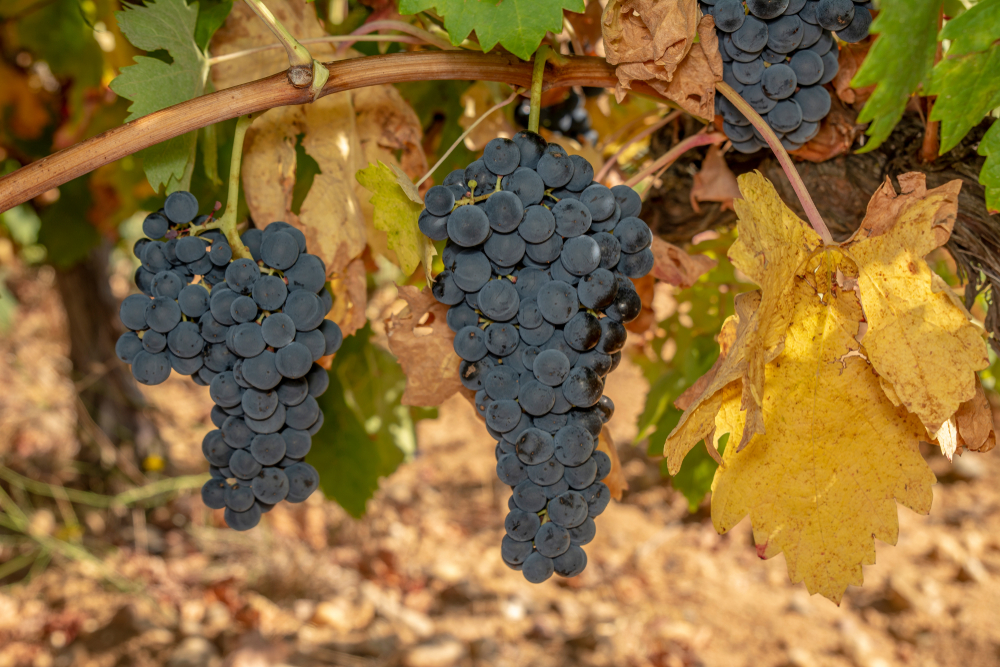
<box><xmin>711</xmin><ymin>262</ymin><xmax>936</xmax><ymax>604</ymax></box>
<box><xmin>690</xmin><ymin>145</ymin><xmax>741</xmax><ymax>213</ymax></box>
<box><xmin>955</xmin><ymin>379</ymin><xmax>996</xmax><ymax>454</ymax></box>
<box><xmin>843</xmin><ymin>174</ymin><xmax>988</xmax><ymax>432</ymax></box>
<box><xmin>597</xmin><ymin>429</ymin><xmax>628</xmax><ymax>500</ymax></box>
<box><xmin>385</xmin><ymin>286</ymin><xmax>463</xmax><ymax>407</ymax></box>
<box><xmin>650</xmin><ymin>236</ymin><xmax>717</xmax><ymax>288</ymax></box>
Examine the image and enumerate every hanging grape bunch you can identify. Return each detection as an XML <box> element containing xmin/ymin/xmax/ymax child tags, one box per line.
<box><xmin>115</xmin><ymin>191</ymin><xmax>343</xmax><ymax>531</ymax></box>
<box><xmin>704</xmin><ymin>0</ymin><xmax>873</xmax><ymax>153</ymax></box>
<box><xmin>422</xmin><ymin>131</ymin><xmax>652</xmax><ymax>583</ymax></box>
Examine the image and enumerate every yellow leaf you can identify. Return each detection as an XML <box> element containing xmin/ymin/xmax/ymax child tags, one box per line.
<box><xmin>663</xmin><ymin>290</ymin><xmax>777</xmax><ymax>473</ymax></box>
<box><xmin>710</xmin><ymin>260</ymin><xmax>935</xmax><ymax>604</ymax></box>
<box><xmin>843</xmin><ymin>175</ymin><xmax>988</xmax><ymax>432</ymax></box>
<box><xmin>356</xmin><ymin>161</ymin><xmax>432</xmax><ymax>278</ymax></box>
<box><xmin>729</xmin><ymin>172</ymin><xmax>824</xmax><ymax>448</ymax></box>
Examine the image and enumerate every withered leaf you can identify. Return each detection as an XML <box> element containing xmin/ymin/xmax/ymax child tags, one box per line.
<box><xmin>386</xmin><ymin>285</ymin><xmax>463</xmax><ymax>407</ymax></box>
<box><xmin>650</xmin><ymin>236</ymin><xmax>717</xmax><ymax>289</ymax></box>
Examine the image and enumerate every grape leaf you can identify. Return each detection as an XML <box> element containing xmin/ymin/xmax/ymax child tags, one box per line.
<box><xmin>843</xmin><ymin>174</ymin><xmax>988</xmax><ymax>432</ymax></box>
<box><xmin>309</xmin><ymin>325</ymin><xmax>410</xmax><ymax>517</ymax></box>
<box><xmin>926</xmin><ymin>0</ymin><xmax>1000</xmax><ymax>153</ymax></box>
<box><xmin>852</xmin><ymin>0</ymin><xmax>942</xmax><ymax>153</ymax></box>
<box><xmin>979</xmin><ymin>122</ymin><xmax>1000</xmax><ymax>214</ymax></box>
<box><xmin>111</xmin><ymin>0</ymin><xmax>209</xmax><ymax>193</ymax></box>
<box><xmin>194</xmin><ymin>0</ymin><xmax>234</xmax><ymax>51</ymax></box>
<box><xmin>398</xmin><ymin>0</ymin><xmax>585</xmax><ymax>59</ymax></box>
<box><xmin>710</xmin><ymin>261</ymin><xmax>935</xmax><ymax>604</ymax></box>
<box><xmin>937</xmin><ymin>0</ymin><xmax>1000</xmax><ymax>56</ymax></box>
<box><xmin>356</xmin><ymin>161</ymin><xmax>431</xmax><ymax>278</ymax></box>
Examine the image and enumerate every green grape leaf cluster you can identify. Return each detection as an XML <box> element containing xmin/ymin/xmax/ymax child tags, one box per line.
<box><xmin>851</xmin><ymin>0</ymin><xmax>943</xmax><ymax>153</ymax></box>
<box><xmin>110</xmin><ymin>0</ymin><xmax>231</xmax><ymax>194</ymax></box>
<box><xmin>309</xmin><ymin>326</ymin><xmax>425</xmax><ymax>517</ymax></box>
<box><xmin>981</xmin><ymin>124</ymin><xmax>1000</xmax><ymax>214</ymax></box>
<box><xmin>398</xmin><ymin>0</ymin><xmax>585</xmax><ymax>60</ymax></box>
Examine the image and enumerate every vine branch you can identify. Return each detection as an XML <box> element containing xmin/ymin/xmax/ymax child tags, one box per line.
<box><xmin>0</xmin><ymin>52</ymin><xmax>631</xmax><ymax>213</ymax></box>
<box><xmin>714</xmin><ymin>82</ymin><xmax>834</xmax><ymax>245</ymax></box>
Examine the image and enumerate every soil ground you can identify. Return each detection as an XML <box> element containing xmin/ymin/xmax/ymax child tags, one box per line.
<box><xmin>1</xmin><ymin>257</ymin><xmax>999</xmax><ymax>667</ymax></box>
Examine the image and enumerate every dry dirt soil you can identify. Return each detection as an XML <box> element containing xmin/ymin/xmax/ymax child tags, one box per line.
<box><xmin>1</xmin><ymin>260</ymin><xmax>1000</xmax><ymax>667</ymax></box>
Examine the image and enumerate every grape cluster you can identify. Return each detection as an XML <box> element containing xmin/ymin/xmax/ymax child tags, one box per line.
<box><xmin>514</xmin><ymin>89</ymin><xmax>598</xmax><ymax>145</ymax></box>
<box><xmin>423</xmin><ymin>132</ymin><xmax>652</xmax><ymax>582</ymax></box>
<box><xmin>115</xmin><ymin>191</ymin><xmax>343</xmax><ymax>530</ymax></box>
<box><xmin>703</xmin><ymin>0</ymin><xmax>873</xmax><ymax>153</ymax></box>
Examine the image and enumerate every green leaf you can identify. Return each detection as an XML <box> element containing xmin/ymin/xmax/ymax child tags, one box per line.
<box><xmin>399</xmin><ymin>0</ymin><xmax>585</xmax><ymax>60</ymax></box>
<box><xmin>927</xmin><ymin>46</ymin><xmax>1000</xmax><ymax>153</ymax></box>
<box><xmin>193</xmin><ymin>0</ymin><xmax>233</xmax><ymax>51</ymax></box>
<box><xmin>926</xmin><ymin>0</ymin><xmax>1000</xmax><ymax>153</ymax></box>
<box><xmin>979</xmin><ymin>122</ymin><xmax>1000</xmax><ymax>215</ymax></box>
<box><xmin>110</xmin><ymin>0</ymin><xmax>209</xmax><ymax>193</ymax></box>
<box><xmin>291</xmin><ymin>134</ymin><xmax>322</xmax><ymax>216</ymax></box>
<box><xmin>36</xmin><ymin>176</ymin><xmax>100</xmax><ymax>268</ymax></box>
<box><xmin>852</xmin><ymin>0</ymin><xmax>942</xmax><ymax>152</ymax></box>
<box><xmin>308</xmin><ymin>326</ymin><xmax>410</xmax><ymax>517</ymax></box>
<box><xmin>355</xmin><ymin>160</ymin><xmax>429</xmax><ymax>278</ymax></box>
<box><xmin>670</xmin><ymin>433</ymin><xmax>728</xmax><ymax>512</ymax></box>
<box><xmin>939</xmin><ymin>0</ymin><xmax>1000</xmax><ymax>56</ymax></box>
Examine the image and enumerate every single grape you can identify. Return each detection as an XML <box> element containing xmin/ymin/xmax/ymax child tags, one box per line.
<box><xmin>485</xmin><ymin>190</ymin><xmax>525</xmax><ymax>233</ymax></box>
<box><xmin>714</xmin><ymin>0</ymin><xmax>746</xmax><ymax>31</ymax></box>
<box><xmin>285</xmin><ymin>462</ymin><xmax>320</xmax><ymax>503</ymax></box>
<box><xmin>553</xmin><ymin>545</ymin><xmax>587</xmax><ymax>577</ymax></box>
<box><xmin>477</xmin><ymin>279</ymin><xmax>520</xmax><ymax>322</ymax></box>
<box><xmin>484</xmin><ymin>232</ymin><xmax>526</xmax><ymax>268</ymax></box>
<box><xmin>566</xmin><ymin>155</ymin><xmax>594</xmax><ymax>191</ymax></box>
<box><xmin>535</xmin><ymin>152</ymin><xmax>573</xmax><ymax>188</ymax></box>
<box><xmin>533</xmin><ymin>349</ymin><xmax>571</xmax><ymax>387</ymax></box>
<box><xmin>790</xmin><ymin>49</ymin><xmax>825</xmax><ymax>86</ymax></box>
<box><xmin>225</xmin><ymin>258</ymin><xmax>260</xmax><ymax>295</ymax></box>
<box><xmin>163</xmin><ymin>190</ymin><xmax>199</xmax><ymax>224</ymax></box>
<box><xmin>447</xmin><ymin>205</ymin><xmax>491</xmax><ymax>246</ymax></box>
<box><xmin>767</xmin><ymin>14</ymin><xmax>804</xmax><ymax>53</ymax></box>
<box><xmin>483</xmin><ymin>137</ymin><xmax>520</xmax><ymax>175</ymax></box>
<box><xmin>762</xmin><ymin>63</ymin><xmax>797</xmax><ymax>100</ymax></box>
<box><xmin>579</xmin><ymin>184</ymin><xmax>616</xmax><ymax>222</ymax></box>
<box><xmin>746</xmin><ymin>0</ymin><xmax>789</xmax><ymax>18</ymax></box>
<box><xmin>424</xmin><ymin>185</ymin><xmax>456</xmax><ymax>217</ymax></box>
<box><xmin>524</xmin><ymin>234</ymin><xmax>563</xmax><ymax>264</ymax></box>
<box><xmin>733</xmin><ymin>58</ymin><xmax>765</xmax><ymax>85</ymax></box>
<box><xmin>501</xmin><ymin>167</ymin><xmax>545</xmax><ymax>207</ymax></box>
<box><xmin>837</xmin><ymin>6</ymin><xmax>871</xmax><ymax>42</ymax></box>
<box><xmin>816</xmin><ymin>0</ymin><xmax>854</xmax><ymax>30</ymax></box>
<box><xmin>733</xmin><ymin>16</ymin><xmax>769</xmax><ymax>53</ymax></box>
<box><xmin>793</xmin><ymin>86</ymin><xmax>831</xmax><ymax>123</ymax></box>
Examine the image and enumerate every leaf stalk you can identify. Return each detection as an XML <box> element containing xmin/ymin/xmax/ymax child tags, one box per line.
<box><xmin>714</xmin><ymin>82</ymin><xmax>834</xmax><ymax>245</ymax></box>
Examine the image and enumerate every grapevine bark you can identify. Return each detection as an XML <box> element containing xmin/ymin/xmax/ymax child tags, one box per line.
<box><xmin>0</xmin><ymin>52</ymin><xmax>634</xmax><ymax>213</ymax></box>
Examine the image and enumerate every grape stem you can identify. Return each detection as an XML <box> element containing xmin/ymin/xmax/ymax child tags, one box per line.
<box><xmin>416</xmin><ymin>88</ymin><xmax>523</xmax><ymax>188</ymax></box>
<box><xmin>218</xmin><ymin>112</ymin><xmax>261</xmax><ymax>261</ymax></box>
<box><xmin>624</xmin><ymin>130</ymin><xmax>726</xmax><ymax>189</ymax></box>
<box><xmin>594</xmin><ymin>109</ymin><xmax>683</xmax><ymax>182</ymax></box>
<box><xmin>528</xmin><ymin>46</ymin><xmax>551</xmax><ymax>134</ymax></box>
<box><xmin>246</xmin><ymin>0</ymin><xmax>313</xmax><ymax>73</ymax></box>
<box><xmin>452</xmin><ymin>175</ymin><xmax>503</xmax><ymax>209</ymax></box>
<box><xmin>714</xmin><ymin>82</ymin><xmax>834</xmax><ymax>245</ymax></box>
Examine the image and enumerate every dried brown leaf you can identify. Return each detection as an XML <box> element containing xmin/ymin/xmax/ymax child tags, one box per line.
<box><xmin>603</xmin><ymin>0</ymin><xmax>699</xmax><ymax>71</ymax></box>
<box><xmin>650</xmin><ymin>236</ymin><xmax>717</xmax><ymax>288</ymax></box>
<box><xmin>386</xmin><ymin>286</ymin><xmax>463</xmax><ymax>407</ymax></box>
<box><xmin>565</xmin><ymin>0</ymin><xmax>605</xmax><ymax>56</ymax></box>
<box><xmin>690</xmin><ymin>145</ymin><xmax>741</xmax><ymax>213</ymax></box>
<box><xmin>955</xmin><ymin>379</ymin><xmax>995</xmax><ymax>454</ymax></box>
<box><xmin>597</xmin><ymin>429</ymin><xmax>628</xmax><ymax>500</ymax></box>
